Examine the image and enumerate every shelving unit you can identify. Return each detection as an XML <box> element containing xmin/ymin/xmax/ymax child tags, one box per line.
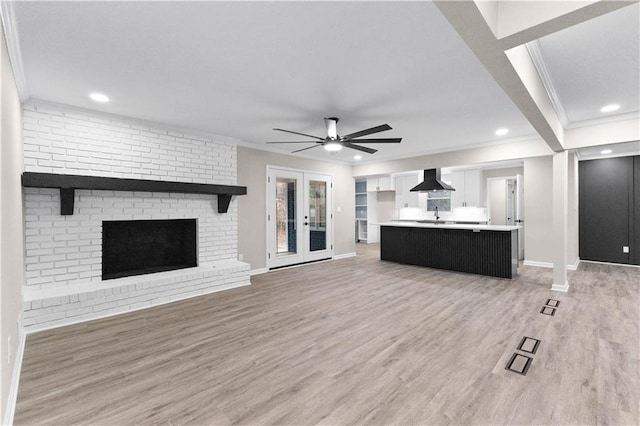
<box><xmin>355</xmin><ymin>180</ymin><xmax>368</xmax><ymax>242</ymax></box>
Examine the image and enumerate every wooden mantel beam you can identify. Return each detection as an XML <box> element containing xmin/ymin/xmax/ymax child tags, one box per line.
<box><xmin>21</xmin><ymin>172</ymin><xmax>247</xmax><ymax>215</ymax></box>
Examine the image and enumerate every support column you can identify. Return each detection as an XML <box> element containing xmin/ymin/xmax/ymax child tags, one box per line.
<box><xmin>552</xmin><ymin>151</ymin><xmax>569</xmax><ymax>292</ymax></box>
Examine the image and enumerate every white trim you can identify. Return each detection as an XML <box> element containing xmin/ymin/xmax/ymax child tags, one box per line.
<box><xmin>523</xmin><ymin>260</ymin><xmax>553</xmax><ymax>268</ymax></box>
<box><xmin>24</xmin><ymin>280</ymin><xmax>251</xmax><ymax>334</ymax></box>
<box><xmin>249</xmin><ymin>268</ymin><xmax>268</xmax><ymax>276</ymax></box>
<box><xmin>3</xmin><ymin>324</ymin><xmax>25</xmax><ymax>426</ymax></box>
<box><xmin>551</xmin><ymin>282</ymin><xmax>570</xmax><ymax>292</ymax></box>
<box><xmin>523</xmin><ymin>259</ymin><xmax>580</xmax><ymax>270</ymax></box>
<box><xmin>0</xmin><ymin>1</ymin><xmax>29</xmax><ymax>102</ymax></box>
<box><xmin>580</xmin><ymin>260</ymin><xmax>640</xmax><ymax>269</ymax></box>
<box><xmin>526</xmin><ymin>41</ymin><xmax>569</xmax><ymax>128</ymax></box>
<box><xmin>564</xmin><ymin>111</ymin><xmax>640</xmax><ymax>130</ymax></box>
<box><xmin>333</xmin><ymin>252</ymin><xmax>356</xmax><ymax>260</ymax></box>
<box><xmin>568</xmin><ymin>258</ymin><xmax>581</xmax><ymax>271</ymax></box>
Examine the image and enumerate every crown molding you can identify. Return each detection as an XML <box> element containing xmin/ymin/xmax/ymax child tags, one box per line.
<box><xmin>564</xmin><ymin>111</ymin><xmax>640</xmax><ymax>130</ymax></box>
<box><xmin>526</xmin><ymin>40</ymin><xmax>569</xmax><ymax>128</ymax></box>
<box><xmin>0</xmin><ymin>1</ymin><xmax>29</xmax><ymax>102</ymax></box>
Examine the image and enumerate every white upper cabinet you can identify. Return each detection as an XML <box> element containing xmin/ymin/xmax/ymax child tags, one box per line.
<box><xmin>394</xmin><ymin>173</ymin><xmax>420</xmax><ymax>209</ymax></box>
<box><xmin>450</xmin><ymin>169</ymin><xmax>482</xmax><ymax>208</ymax></box>
<box><xmin>366</xmin><ymin>175</ymin><xmax>393</xmax><ymax>191</ymax></box>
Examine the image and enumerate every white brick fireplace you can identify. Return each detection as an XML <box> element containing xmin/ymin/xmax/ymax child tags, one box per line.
<box><xmin>21</xmin><ymin>101</ymin><xmax>250</xmax><ymax>331</ymax></box>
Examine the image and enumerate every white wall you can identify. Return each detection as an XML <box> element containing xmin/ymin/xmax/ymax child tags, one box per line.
<box><xmin>524</xmin><ymin>156</ymin><xmax>554</xmax><ymax>264</ymax></box>
<box><xmin>237</xmin><ymin>146</ymin><xmax>355</xmax><ymax>271</ymax></box>
<box><xmin>1</xmin><ymin>24</ymin><xmax>25</xmax><ymax>423</ymax></box>
<box><xmin>352</xmin><ymin>138</ymin><xmax>551</xmax><ymax>177</ymax></box>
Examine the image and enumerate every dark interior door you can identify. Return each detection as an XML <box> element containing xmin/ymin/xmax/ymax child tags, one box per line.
<box><xmin>579</xmin><ymin>157</ymin><xmax>633</xmax><ymax>264</ymax></box>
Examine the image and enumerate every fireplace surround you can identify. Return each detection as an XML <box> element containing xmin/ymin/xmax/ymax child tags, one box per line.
<box><xmin>21</xmin><ymin>101</ymin><xmax>251</xmax><ymax>331</ymax></box>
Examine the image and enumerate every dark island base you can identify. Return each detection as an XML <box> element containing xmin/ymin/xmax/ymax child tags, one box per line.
<box><xmin>380</xmin><ymin>226</ymin><xmax>518</xmax><ymax>279</ymax></box>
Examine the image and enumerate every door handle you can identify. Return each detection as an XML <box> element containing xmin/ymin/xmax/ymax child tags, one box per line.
<box><xmin>304</xmin><ymin>222</ymin><xmax>309</xmax><ymax>226</ymax></box>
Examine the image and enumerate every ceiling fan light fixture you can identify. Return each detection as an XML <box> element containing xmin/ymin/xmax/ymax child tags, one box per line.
<box><xmin>324</xmin><ymin>141</ymin><xmax>342</xmax><ymax>152</ymax></box>
<box><xmin>324</xmin><ymin>117</ymin><xmax>339</xmax><ymax>139</ymax></box>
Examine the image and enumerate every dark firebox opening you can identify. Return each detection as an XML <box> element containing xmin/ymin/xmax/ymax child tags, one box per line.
<box><xmin>102</xmin><ymin>219</ymin><xmax>197</xmax><ymax>280</ymax></box>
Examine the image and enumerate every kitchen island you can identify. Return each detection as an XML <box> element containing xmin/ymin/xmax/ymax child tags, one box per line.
<box><xmin>379</xmin><ymin>222</ymin><xmax>520</xmax><ymax>278</ymax></box>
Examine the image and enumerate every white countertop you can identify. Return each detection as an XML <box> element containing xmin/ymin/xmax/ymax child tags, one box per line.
<box><xmin>377</xmin><ymin>221</ymin><xmax>521</xmax><ymax>231</ymax></box>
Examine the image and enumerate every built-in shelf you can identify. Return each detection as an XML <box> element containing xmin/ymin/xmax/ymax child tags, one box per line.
<box><xmin>21</xmin><ymin>172</ymin><xmax>247</xmax><ymax>215</ymax></box>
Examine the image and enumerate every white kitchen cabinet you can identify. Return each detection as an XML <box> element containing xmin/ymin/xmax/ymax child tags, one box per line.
<box><xmin>450</xmin><ymin>169</ymin><xmax>482</xmax><ymax>208</ymax></box>
<box><xmin>366</xmin><ymin>175</ymin><xmax>393</xmax><ymax>192</ymax></box>
<box><xmin>394</xmin><ymin>173</ymin><xmax>420</xmax><ymax>209</ymax></box>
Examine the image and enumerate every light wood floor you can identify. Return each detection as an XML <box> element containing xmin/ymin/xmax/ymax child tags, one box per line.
<box><xmin>15</xmin><ymin>244</ymin><xmax>640</xmax><ymax>425</ymax></box>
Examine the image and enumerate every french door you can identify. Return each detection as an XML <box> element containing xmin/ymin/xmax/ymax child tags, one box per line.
<box><xmin>267</xmin><ymin>166</ymin><xmax>333</xmax><ymax>269</ymax></box>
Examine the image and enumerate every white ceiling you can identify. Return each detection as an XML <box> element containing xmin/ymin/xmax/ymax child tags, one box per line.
<box><xmin>534</xmin><ymin>2</ymin><xmax>639</xmax><ymax>125</ymax></box>
<box><xmin>8</xmin><ymin>1</ymin><xmax>640</xmax><ymax>164</ymax></box>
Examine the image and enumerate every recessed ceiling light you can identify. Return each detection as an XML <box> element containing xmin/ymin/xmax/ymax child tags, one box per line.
<box><xmin>495</xmin><ymin>128</ymin><xmax>509</xmax><ymax>136</ymax></box>
<box><xmin>324</xmin><ymin>141</ymin><xmax>342</xmax><ymax>152</ymax></box>
<box><xmin>600</xmin><ymin>149</ymin><xmax>612</xmax><ymax>154</ymax></box>
<box><xmin>89</xmin><ymin>93</ymin><xmax>109</xmax><ymax>103</ymax></box>
<box><xmin>600</xmin><ymin>104</ymin><xmax>620</xmax><ymax>113</ymax></box>
<box><xmin>354</xmin><ymin>155</ymin><xmax>362</xmax><ymax>160</ymax></box>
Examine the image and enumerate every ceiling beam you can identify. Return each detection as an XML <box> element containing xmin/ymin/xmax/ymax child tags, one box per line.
<box><xmin>564</xmin><ymin>117</ymin><xmax>640</xmax><ymax>150</ymax></box>
<box><xmin>434</xmin><ymin>0</ymin><xmax>565</xmax><ymax>152</ymax></box>
<box><xmin>494</xmin><ymin>1</ymin><xmax>638</xmax><ymax>50</ymax></box>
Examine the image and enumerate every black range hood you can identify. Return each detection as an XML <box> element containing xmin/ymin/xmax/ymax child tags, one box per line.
<box><xmin>410</xmin><ymin>169</ymin><xmax>455</xmax><ymax>192</ymax></box>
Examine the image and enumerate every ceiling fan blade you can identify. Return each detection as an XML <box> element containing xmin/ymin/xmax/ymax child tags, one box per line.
<box><xmin>343</xmin><ymin>142</ymin><xmax>377</xmax><ymax>154</ymax></box>
<box><xmin>349</xmin><ymin>138</ymin><xmax>402</xmax><ymax>144</ymax></box>
<box><xmin>273</xmin><ymin>128</ymin><xmax>325</xmax><ymax>141</ymax></box>
<box><xmin>342</xmin><ymin>124</ymin><xmax>392</xmax><ymax>140</ymax></box>
<box><xmin>291</xmin><ymin>145</ymin><xmax>321</xmax><ymax>153</ymax></box>
<box><xmin>266</xmin><ymin>141</ymin><xmax>321</xmax><ymax>144</ymax></box>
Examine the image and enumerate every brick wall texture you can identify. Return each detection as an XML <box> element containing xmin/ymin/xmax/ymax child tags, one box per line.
<box><xmin>21</xmin><ymin>102</ymin><xmax>249</xmax><ymax>331</ymax></box>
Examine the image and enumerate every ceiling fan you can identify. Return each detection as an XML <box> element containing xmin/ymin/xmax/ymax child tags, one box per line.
<box><xmin>266</xmin><ymin>117</ymin><xmax>402</xmax><ymax>154</ymax></box>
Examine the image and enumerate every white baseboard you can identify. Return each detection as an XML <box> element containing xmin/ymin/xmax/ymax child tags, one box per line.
<box><xmin>568</xmin><ymin>258</ymin><xmax>581</xmax><ymax>271</ymax></box>
<box><xmin>523</xmin><ymin>259</ymin><xmax>581</xmax><ymax>270</ymax></box>
<box><xmin>551</xmin><ymin>282</ymin><xmax>570</xmax><ymax>292</ymax></box>
<box><xmin>333</xmin><ymin>252</ymin><xmax>357</xmax><ymax>260</ymax></box>
<box><xmin>249</xmin><ymin>268</ymin><xmax>268</xmax><ymax>276</ymax></box>
<box><xmin>581</xmin><ymin>260</ymin><xmax>640</xmax><ymax>269</ymax></box>
<box><xmin>4</xmin><ymin>325</ymin><xmax>25</xmax><ymax>426</ymax></box>
<box><xmin>523</xmin><ymin>260</ymin><xmax>553</xmax><ymax>268</ymax></box>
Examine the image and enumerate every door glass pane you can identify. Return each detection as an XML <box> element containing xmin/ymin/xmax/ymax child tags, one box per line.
<box><xmin>308</xmin><ymin>180</ymin><xmax>327</xmax><ymax>252</ymax></box>
<box><xmin>276</xmin><ymin>178</ymin><xmax>297</xmax><ymax>255</ymax></box>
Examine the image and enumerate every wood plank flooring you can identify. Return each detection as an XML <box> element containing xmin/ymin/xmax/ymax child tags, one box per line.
<box><xmin>14</xmin><ymin>244</ymin><xmax>640</xmax><ymax>425</ymax></box>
